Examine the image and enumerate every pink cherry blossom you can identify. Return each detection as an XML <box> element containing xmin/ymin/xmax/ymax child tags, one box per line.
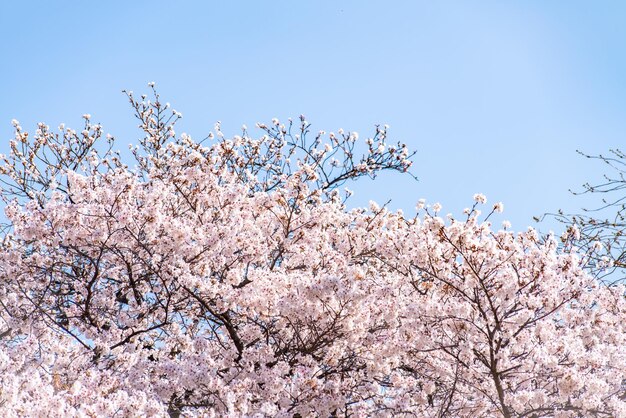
<box><xmin>0</xmin><ymin>89</ymin><xmax>624</xmax><ymax>417</ymax></box>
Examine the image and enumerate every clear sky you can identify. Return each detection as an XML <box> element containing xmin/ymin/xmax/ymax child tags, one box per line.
<box><xmin>1</xmin><ymin>1</ymin><xmax>625</xmax><ymax>232</ymax></box>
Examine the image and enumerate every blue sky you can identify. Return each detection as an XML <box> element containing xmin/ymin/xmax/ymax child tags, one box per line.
<box><xmin>1</xmin><ymin>1</ymin><xmax>625</xmax><ymax>232</ymax></box>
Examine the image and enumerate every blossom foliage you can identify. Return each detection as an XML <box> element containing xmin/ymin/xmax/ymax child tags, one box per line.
<box><xmin>0</xmin><ymin>88</ymin><xmax>624</xmax><ymax>417</ymax></box>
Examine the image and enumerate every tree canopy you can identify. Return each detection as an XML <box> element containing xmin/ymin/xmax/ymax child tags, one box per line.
<box><xmin>0</xmin><ymin>88</ymin><xmax>624</xmax><ymax>417</ymax></box>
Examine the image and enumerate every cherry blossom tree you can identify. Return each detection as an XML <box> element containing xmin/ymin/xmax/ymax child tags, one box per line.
<box><xmin>0</xmin><ymin>86</ymin><xmax>624</xmax><ymax>417</ymax></box>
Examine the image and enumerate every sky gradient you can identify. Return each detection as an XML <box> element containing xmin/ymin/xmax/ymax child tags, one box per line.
<box><xmin>1</xmin><ymin>1</ymin><xmax>625</xmax><ymax>232</ymax></box>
